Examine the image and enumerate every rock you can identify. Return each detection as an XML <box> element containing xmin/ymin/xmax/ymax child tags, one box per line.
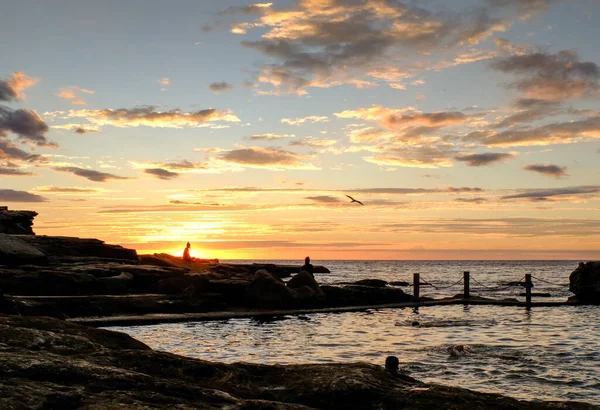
<box><xmin>141</xmin><ymin>253</ymin><xmax>218</xmax><ymax>270</ymax></box>
<box><xmin>353</xmin><ymin>279</ymin><xmax>388</xmax><ymax>288</ymax></box>
<box><xmin>321</xmin><ymin>284</ymin><xmax>412</xmax><ymax>307</ymax></box>
<box><xmin>0</xmin><ymin>208</ymin><xmax>37</xmax><ymax>235</ymax></box>
<box><xmin>569</xmin><ymin>261</ymin><xmax>600</xmax><ymax>304</ymax></box>
<box><xmin>18</xmin><ymin>235</ymin><xmax>139</xmax><ymax>263</ymax></box>
<box><xmin>156</xmin><ymin>275</ymin><xmax>210</xmax><ymax>296</ymax></box>
<box><xmin>0</xmin><ymin>234</ymin><xmax>48</xmax><ymax>266</ymax></box>
<box><xmin>246</xmin><ymin>269</ymin><xmax>294</xmax><ymax>308</ymax></box>
<box><xmin>0</xmin><ymin>314</ymin><xmax>595</xmax><ymax>410</ymax></box>
<box><xmin>0</xmin><ymin>263</ymin><xmax>189</xmax><ymax>296</ymax></box>
<box><xmin>288</xmin><ymin>271</ymin><xmax>324</xmax><ymax>296</ymax></box>
<box><xmin>390</xmin><ymin>281</ymin><xmax>410</xmax><ymax>287</ymax></box>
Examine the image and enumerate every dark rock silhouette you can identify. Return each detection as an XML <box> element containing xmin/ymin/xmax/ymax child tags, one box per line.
<box><xmin>0</xmin><ymin>207</ymin><xmax>37</xmax><ymax>235</ymax></box>
<box><xmin>0</xmin><ymin>314</ymin><xmax>595</xmax><ymax>410</ymax></box>
<box><xmin>569</xmin><ymin>261</ymin><xmax>600</xmax><ymax>304</ymax></box>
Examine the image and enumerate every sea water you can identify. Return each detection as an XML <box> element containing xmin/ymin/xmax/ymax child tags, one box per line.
<box><xmin>109</xmin><ymin>260</ymin><xmax>600</xmax><ymax>405</ymax></box>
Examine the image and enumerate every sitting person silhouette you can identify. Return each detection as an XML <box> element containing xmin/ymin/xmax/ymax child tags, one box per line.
<box><xmin>183</xmin><ymin>242</ymin><xmax>193</xmax><ymax>262</ymax></box>
<box><xmin>301</xmin><ymin>256</ymin><xmax>314</xmax><ymax>275</ymax></box>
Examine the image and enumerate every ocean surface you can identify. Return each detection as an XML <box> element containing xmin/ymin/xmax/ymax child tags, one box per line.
<box><xmin>109</xmin><ymin>260</ymin><xmax>600</xmax><ymax>405</ymax></box>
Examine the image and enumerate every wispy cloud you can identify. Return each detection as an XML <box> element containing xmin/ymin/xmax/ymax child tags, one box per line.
<box><xmin>45</xmin><ymin>106</ymin><xmax>240</xmax><ymax>129</ymax></box>
<box><xmin>501</xmin><ymin>185</ymin><xmax>600</xmax><ymax>202</ymax></box>
<box><xmin>248</xmin><ymin>133</ymin><xmax>295</xmax><ymax>140</ymax></box>
<box><xmin>53</xmin><ymin>166</ymin><xmax>130</xmax><ymax>182</ymax></box>
<box><xmin>281</xmin><ymin>116</ymin><xmax>328</xmax><ymax>126</ymax></box>
<box><xmin>55</xmin><ymin>86</ymin><xmax>95</xmax><ymax>105</ymax></box>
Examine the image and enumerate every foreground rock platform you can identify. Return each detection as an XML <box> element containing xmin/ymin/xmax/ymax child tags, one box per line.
<box><xmin>0</xmin><ymin>314</ymin><xmax>596</xmax><ymax>410</ymax></box>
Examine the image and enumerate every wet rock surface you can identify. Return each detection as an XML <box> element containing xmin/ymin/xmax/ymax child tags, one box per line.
<box><xmin>0</xmin><ymin>314</ymin><xmax>596</xmax><ymax>410</ymax></box>
<box><xmin>569</xmin><ymin>261</ymin><xmax>600</xmax><ymax>304</ymax></box>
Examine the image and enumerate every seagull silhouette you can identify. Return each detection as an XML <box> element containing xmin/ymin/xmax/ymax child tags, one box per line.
<box><xmin>345</xmin><ymin>194</ymin><xmax>364</xmax><ymax>206</ymax></box>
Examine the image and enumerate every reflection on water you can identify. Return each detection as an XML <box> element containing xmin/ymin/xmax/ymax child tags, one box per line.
<box><xmin>111</xmin><ymin>305</ymin><xmax>600</xmax><ymax>405</ymax></box>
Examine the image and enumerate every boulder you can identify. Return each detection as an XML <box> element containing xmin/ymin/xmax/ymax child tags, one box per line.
<box><xmin>288</xmin><ymin>271</ymin><xmax>324</xmax><ymax>296</ymax></box>
<box><xmin>0</xmin><ymin>208</ymin><xmax>37</xmax><ymax>235</ymax></box>
<box><xmin>569</xmin><ymin>261</ymin><xmax>600</xmax><ymax>304</ymax></box>
<box><xmin>0</xmin><ymin>234</ymin><xmax>48</xmax><ymax>266</ymax></box>
<box><xmin>246</xmin><ymin>269</ymin><xmax>294</xmax><ymax>308</ymax></box>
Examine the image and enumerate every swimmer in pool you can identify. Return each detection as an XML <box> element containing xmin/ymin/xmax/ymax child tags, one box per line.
<box><xmin>447</xmin><ymin>344</ymin><xmax>471</xmax><ymax>357</ymax></box>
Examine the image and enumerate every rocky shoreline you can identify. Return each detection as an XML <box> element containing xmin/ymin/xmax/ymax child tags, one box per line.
<box><xmin>1</xmin><ymin>314</ymin><xmax>597</xmax><ymax>409</ymax></box>
<box><xmin>1</xmin><ymin>209</ymin><xmax>600</xmax><ymax>408</ymax></box>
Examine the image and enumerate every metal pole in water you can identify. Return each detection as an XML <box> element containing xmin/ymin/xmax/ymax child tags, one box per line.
<box><xmin>464</xmin><ymin>271</ymin><xmax>470</xmax><ymax>299</ymax></box>
<box><xmin>525</xmin><ymin>274</ymin><xmax>532</xmax><ymax>306</ymax></box>
<box><xmin>413</xmin><ymin>273</ymin><xmax>420</xmax><ymax>302</ymax></box>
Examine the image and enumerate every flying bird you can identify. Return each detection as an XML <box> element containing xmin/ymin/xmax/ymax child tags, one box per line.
<box><xmin>345</xmin><ymin>194</ymin><xmax>364</xmax><ymax>206</ymax></box>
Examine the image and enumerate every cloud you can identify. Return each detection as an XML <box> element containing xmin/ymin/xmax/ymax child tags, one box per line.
<box><xmin>131</xmin><ymin>160</ymin><xmax>210</xmax><ymax>173</ymax></box>
<box><xmin>488</xmin><ymin>0</ymin><xmax>558</xmax><ymax>18</ymax></box>
<box><xmin>490</xmin><ymin>98</ymin><xmax>561</xmax><ymax>128</ymax></box>
<box><xmin>53</xmin><ymin>166</ymin><xmax>130</xmax><ymax>182</ymax></box>
<box><xmin>363</xmin><ymin>145</ymin><xmax>455</xmax><ymax>169</ymax></box>
<box><xmin>465</xmin><ymin>115</ymin><xmax>600</xmax><ymax>146</ymax></box>
<box><xmin>214</xmin><ymin>146</ymin><xmax>319</xmax><ymax>170</ymax></box>
<box><xmin>0</xmin><ymin>106</ymin><xmax>53</xmax><ymax>147</ymax></box>
<box><xmin>0</xmin><ymin>168</ymin><xmax>35</xmax><ymax>176</ymax></box>
<box><xmin>248</xmin><ymin>133</ymin><xmax>294</xmax><ymax>140</ymax></box>
<box><xmin>305</xmin><ymin>195</ymin><xmax>342</xmax><ymax>203</ymax></box>
<box><xmin>0</xmin><ymin>139</ymin><xmax>42</xmax><ymax>162</ymax></box>
<box><xmin>158</xmin><ymin>78</ymin><xmax>170</xmax><ymax>86</ymax></box>
<box><xmin>523</xmin><ymin>163</ymin><xmax>568</xmax><ymax>179</ymax></box>
<box><xmin>0</xmin><ymin>189</ymin><xmax>46</xmax><ymax>202</ymax></box>
<box><xmin>55</xmin><ymin>86</ymin><xmax>94</xmax><ymax>105</ymax></box>
<box><xmin>0</xmin><ymin>72</ymin><xmax>38</xmax><ymax>101</ymax></box>
<box><xmin>335</xmin><ymin>105</ymin><xmax>469</xmax><ymax>129</ymax></box>
<box><xmin>454</xmin><ymin>152</ymin><xmax>515</xmax><ymax>166</ymax></box>
<box><xmin>490</xmin><ymin>49</ymin><xmax>599</xmax><ymax>100</ymax></box>
<box><xmin>45</xmin><ymin>106</ymin><xmax>240</xmax><ymax>129</ymax></box>
<box><xmin>455</xmin><ymin>197</ymin><xmax>488</xmax><ymax>203</ymax></box>
<box><xmin>144</xmin><ymin>168</ymin><xmax>180</xmax><ymax>180</ymax></box>
<box><xmin>209</xmin><ymin>82</ymin><xmax>234</xmax><ymax>93</ymax></box>
<box><xmin>501</xmin><ymin>185</ymin><xmax>600</xmax><ymax>202</ymax></box>
<box><xmin>219</xmin><ymin>2</ymin><xmax>272</xmax><ymax>16</ymax></box>
<box><xmin>232</xmin><ymin>1</ymin><xmax>508</xmax><ymax>93</ymax></box>
<box><xmin>34</xmin><ymin>186</ymin><xmax>106</xmax><ymax>193</ymax></box>
<box><xmin>353</xmin><ymin>187</ymin><xmax>484</xmax><ymax>194</ymax></box>
<box><xmin>281</xmin><ymin>116</ymin><xmax>328</xmax><ymax>126</ymax></box>
<box><xmin>289</xmin><ymin>137</ymin><xmax>337</xmax><ymax>147</ymax></box>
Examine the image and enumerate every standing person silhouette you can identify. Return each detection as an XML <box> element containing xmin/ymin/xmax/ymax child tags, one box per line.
<box><xmin>301</xmin><ymin>256</ymin><xmax>314</xmax><ymax>276</ymax></box>
<box><xmin>183</xmin><ymin>242</ymin><xmax>192</xmax><ymax>262</ymax></box>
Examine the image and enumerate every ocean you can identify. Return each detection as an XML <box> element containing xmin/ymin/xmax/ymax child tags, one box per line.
<box><xmin>108</xmin><ymin>260</ymin><xmax>600</xmax><ymax>405</ymax></box>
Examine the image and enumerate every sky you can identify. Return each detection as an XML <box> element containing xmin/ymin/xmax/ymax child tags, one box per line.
<box><xmin>1</xmin><ymin>0</ymin><xmax>599</xmax><ymax>260</ymax></box>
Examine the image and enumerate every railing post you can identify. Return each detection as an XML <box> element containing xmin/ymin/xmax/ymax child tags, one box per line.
<box><xmin>525</xmin><ymin>274</ymin><xmax>532</xmax><ymax>307</ymax></box>
<box><xmin>463</xmin><ymin>271</ymin><xmax>470</xmax><ymax>299</ymax></box>
<box><xmin>413</xmin><ymin>273</ymin><xmax>420</xmax><ymax>302</ymax></box>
